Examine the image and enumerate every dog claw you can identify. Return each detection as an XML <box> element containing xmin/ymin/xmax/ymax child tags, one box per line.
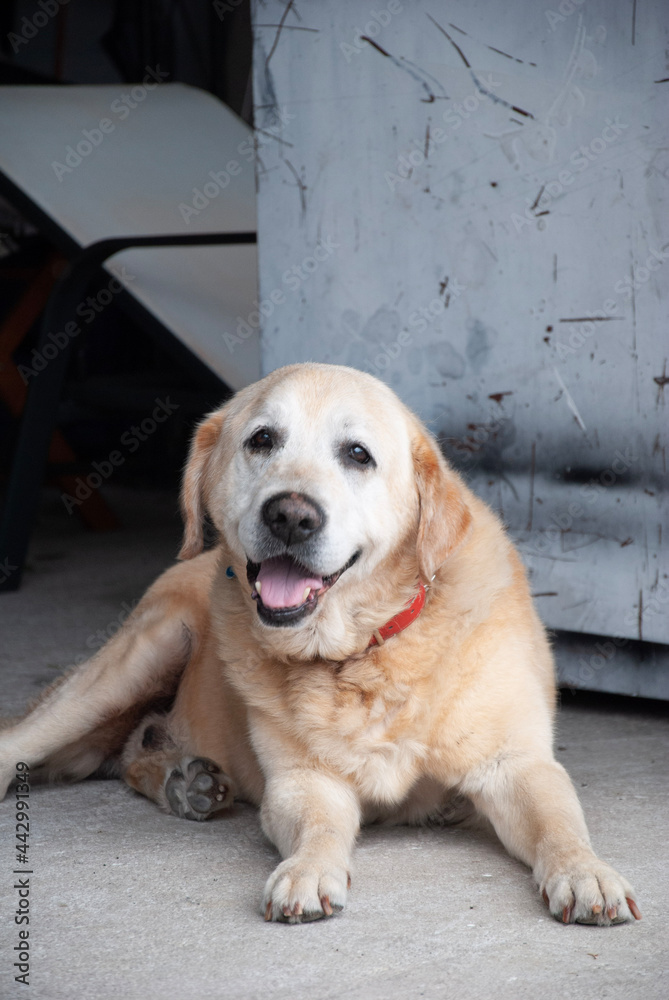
<box><xmin>562</xmin><ymin>904</ymin><xmax>574</xmax><ymax>924</ymax></box>
<box><xmin>265</xmin><ymin>901</ymin><xmax>273</xmax><ymax>921</ymax></box>
<box><xmin>321</xmin><ymin>895</ymin><xmax>334</xmax><ymax>916</ymax></box>
<box><xmin>626</xmin><ymin>897</ymin><xmax>642</xmax><ymax>920</ymax></box>
<box><xmin>606</xmin><ymin>905</ymin><xmax>618</xmax><ymax>921</ymax></box>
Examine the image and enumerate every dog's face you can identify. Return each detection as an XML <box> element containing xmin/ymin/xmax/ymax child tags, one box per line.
<box><xmin>179</xmin><ymin>364</ymin><xmax>470</xmax><ymax>657</ymax></box>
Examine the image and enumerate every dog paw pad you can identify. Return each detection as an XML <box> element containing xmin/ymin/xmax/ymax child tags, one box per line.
<box><xmin>165</xmin><ymin>757</ymin><xmax>234</xmax><ymax>821</ymax></box>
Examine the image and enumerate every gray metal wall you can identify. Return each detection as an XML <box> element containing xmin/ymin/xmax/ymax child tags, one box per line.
<box><xmin>251</xmin><ymin>0</ymin><xmax>668</xmax><ymax>656</ymax></box>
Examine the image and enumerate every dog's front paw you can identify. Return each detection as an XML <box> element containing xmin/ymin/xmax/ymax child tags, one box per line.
<box><xmin>541</xmin><ymin>857</ymin><xmax>642</xmax><ymax>926</ymax></box>
<box><xmin>262</xmin><ymin>857</ymin><xmax>350</xmax><ymax>923</ymax></box>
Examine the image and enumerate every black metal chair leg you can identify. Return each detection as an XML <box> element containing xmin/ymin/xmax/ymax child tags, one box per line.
<box><xmin>0</xmin><ymin>289</ymin><xmax>80</xmax><ymax>591</ymax></box>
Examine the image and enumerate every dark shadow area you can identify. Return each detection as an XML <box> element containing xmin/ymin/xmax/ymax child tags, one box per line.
<box><xmin>558</xmin><ymin>686</ymin><xmax>669</xmax><ymax>718</ymax></box>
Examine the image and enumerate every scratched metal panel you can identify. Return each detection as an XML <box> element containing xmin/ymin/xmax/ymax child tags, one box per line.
<box><xmin>252</xmin><ymin>0</ymin><xmax>668</xmax><ymax>646</ymax></box>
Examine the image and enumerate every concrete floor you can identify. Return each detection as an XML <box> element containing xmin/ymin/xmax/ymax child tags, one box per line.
<box><xmin>1</xmin><ymin>487</ymin><xmax>667</xmax><ymax>1000</ymax></box>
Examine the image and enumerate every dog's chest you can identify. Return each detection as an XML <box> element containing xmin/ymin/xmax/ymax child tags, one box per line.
<box><xmin>294</xmin><ymin>680</ymin><xmax>428</xmax><ymax>806</ymax></box>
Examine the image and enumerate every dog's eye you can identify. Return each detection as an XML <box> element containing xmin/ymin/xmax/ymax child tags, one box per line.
<box><xmin>247</xmin><ymin>428</ymin><xmax>274</xmax><ymax>452</ymax></box>
<box><xmin>345</xmin><ymin>443</ymin><xmax>373</xmax><ymax>466</ymax></box>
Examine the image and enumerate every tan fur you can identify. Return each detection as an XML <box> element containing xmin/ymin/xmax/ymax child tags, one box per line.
<box><xmin>0</xmin><ymin>363</ymin><xmax>640</xmax><ymax>926</ymax></box>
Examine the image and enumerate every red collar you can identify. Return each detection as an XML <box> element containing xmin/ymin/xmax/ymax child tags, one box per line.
<box><xmin>368</xmin><ymin>582</ymin><xmax>427</xmax><ymax>647</ymax></box>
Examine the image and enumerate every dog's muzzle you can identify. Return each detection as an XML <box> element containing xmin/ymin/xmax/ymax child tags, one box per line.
<box><xmin>246</xmin><ymin>551</ymin><xmax>360</xmax><ymax>628</ymax></box>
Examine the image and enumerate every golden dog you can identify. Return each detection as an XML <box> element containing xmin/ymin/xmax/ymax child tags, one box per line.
<box><xmin>0</xmin><ymin>363</ymin><xmax>641</xmax><ymax>925</ymax></box>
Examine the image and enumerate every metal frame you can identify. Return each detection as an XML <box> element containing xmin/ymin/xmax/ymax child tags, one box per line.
<box><xmin>0</xmin><ymin>229</ymin><xmax>256</xmax><ymax>592</ymax></box>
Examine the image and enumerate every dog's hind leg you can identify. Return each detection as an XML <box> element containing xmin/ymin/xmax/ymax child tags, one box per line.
<box><xmin>119</xmin><ymin>711</ymin><xmax>236</xmax><ymax>821</ymax></box>
<box><xmin>0</xmin><ymin>555</ymin><xmax>216</xmax><ymax>800</ymax></box>
<box><xmin>0</xmin><ymin>611</ymin><xmax>190</xmax><ymax>800</ymax></box>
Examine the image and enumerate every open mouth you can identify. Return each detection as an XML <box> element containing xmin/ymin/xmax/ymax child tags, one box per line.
<box><xmin>246</xmin><ymin>551</ymin><xmax>360</xmax><ymax>627</ymax></box>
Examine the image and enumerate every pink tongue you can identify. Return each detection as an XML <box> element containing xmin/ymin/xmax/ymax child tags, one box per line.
<box><xmin>257</xmin><ymin>556</ymin><xmax>323</xmax><ymax>609</ymax></box>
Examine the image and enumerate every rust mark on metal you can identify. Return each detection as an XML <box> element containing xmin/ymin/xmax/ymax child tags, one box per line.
<box><xmin>429</xmin><ymin>17</ymin><xmax>470</xmax><ymax>67</ymax></box>
<box><xmin>283</xmin><ymin>159</ymin><xmax>307</xmax><ymax>216</ymax></box>
<box><xmin>530</xmin><ymin>185</ymin><xmax>545</xmax><ymax>212</ymax></box>
<box><xmin>631</xmin><ymin>257</ymin><xmax>637</xmax><ymax>351</ymax></box>
<box><xmin>653</xmin><ymin>361</ymin><xmax>668</xmax><ymax>387</ymax></box>
<box><xmin>488</xmin><ymin>391</ymin><xmax>513</xmax><ymax>404</ymax></box>
<box><xmin>360</xmin><ymin>37</ymin><xmax>443</xmax><ymax>102</ymax></box>
<box><xmin>620</xmin><ymin>538</ymin><xmax>633</xmax><ymax>547</ymax></box>
<box><xmin>527</xmin><ymin>440</ymin><xmax>536</xmax><ymax>532</ymax></box>
<box><xmin>428</xmin><ymin>14</ymin><xmax>535</xmax><ymax>118</ymax></box>
<box><xmin>255</xmin><ymin>128</ymin><xmax>294</xmax><ymax>147</ymax></box>
<box><xmin>446</xmin><ymin>23</ymin><xmax>536</xmax><ymax>65</ymax></box>
<box><xmin>265</xmin><ymin>0</ymin><xmax>296</xmax><ymax>70</ymax></box>
<box><xmin>255</xmin><ymin>24</ymin><xmax>319</xmax><ymax>33</ymax></box>
<box><xmin>488</xmin><ymin>45</ymin><xmax>515</xmax><ymax>60</ymax></box>
<box><xmin>361</xmin><ymin>35</ymin><xmax>391</xmax><ymax>58</ymax></box>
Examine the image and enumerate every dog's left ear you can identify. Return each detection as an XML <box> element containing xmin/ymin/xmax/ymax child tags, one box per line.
<box><xmin>412</xmin><ymin>427</ymin><xmax>472</xmax><ymax>583</ymax></box>
<box><xmin>178</xmin><ymin>409</ymin><xmax>226</xmax><ymax>560</ymax></box>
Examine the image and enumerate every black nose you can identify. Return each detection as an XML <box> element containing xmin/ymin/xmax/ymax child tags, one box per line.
<box><xmin>262</xmin><ymin>492</ymin><xmax>325</xmax><ymax>547</ymax></box>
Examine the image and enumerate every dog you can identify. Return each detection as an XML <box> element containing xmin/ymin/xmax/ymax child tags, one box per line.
<box><xmin>0</xmin><ymin>362</ymin><xmax>641</xmax><ymax>925</ymax></box>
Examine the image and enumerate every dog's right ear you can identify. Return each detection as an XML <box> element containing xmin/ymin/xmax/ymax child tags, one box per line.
<box><xmin>178</xmin><ymin>409</ymin><xmax>226</xmax><ymax>560</ymax></box>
